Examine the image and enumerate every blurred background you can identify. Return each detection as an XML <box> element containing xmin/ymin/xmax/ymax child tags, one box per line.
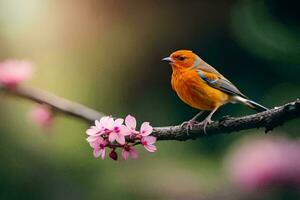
<box><xmin>0</xmin><ymin>0</ymin><xmax>299</xmax><ymax>199</ymax></box>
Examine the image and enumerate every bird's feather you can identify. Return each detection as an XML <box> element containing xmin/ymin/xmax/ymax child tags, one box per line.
<box><xmin>197</xmin><ymin>69</ymin><xmax>248</xmax><ymax>99</ymax></box>
<box><xmin>197</xmin><ymin>61</ymin><xmax>221</xmax><ymax>75</ymax></box>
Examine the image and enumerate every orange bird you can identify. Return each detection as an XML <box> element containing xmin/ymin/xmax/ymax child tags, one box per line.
<box><xmin>162</xmin><ymin>50</ymin><xmax>268</xmax><ymax>132</ymax></box>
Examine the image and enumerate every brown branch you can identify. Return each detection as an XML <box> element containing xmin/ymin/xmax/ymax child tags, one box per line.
<box><xmin>153</xmin><ymin>100</ymin><xmax>300</xmax><ymax>141</ymax></box>
<box><xmin>0</xmin><ymin>85</ymin><xmax>104</xmax><ymax>123</ymax></box>
<box><xmin>1</xmin><ymin>84</ymin><xmax>299</xmax><ymax>141</ymax></box>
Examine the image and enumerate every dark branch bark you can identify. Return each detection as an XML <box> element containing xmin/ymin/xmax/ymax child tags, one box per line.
<box><xmin>1</xmin><ymin>85</ymin><xmax>299</xmax><ymax>141</ymax></box>
<box><xmin>153</xmin><ymin>100</ymin><xmax>300</xmax><ymax>141</ymax></box>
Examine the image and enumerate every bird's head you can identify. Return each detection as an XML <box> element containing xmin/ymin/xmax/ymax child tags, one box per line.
<box><xmin>162</xmin><ymin>50</ymin><xmax>202</xmax><ymax>69</ymax></box>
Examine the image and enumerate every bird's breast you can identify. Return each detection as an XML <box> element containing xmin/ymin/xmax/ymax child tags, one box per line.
<box><xmin>171</xmin><ymin>70</ymin><xmax>229</xmax><ymax>110</ymax></box>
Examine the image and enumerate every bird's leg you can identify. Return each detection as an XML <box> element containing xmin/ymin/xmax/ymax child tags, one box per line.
<box><xmin>180</xmin><ymin>111</ymin><xmax>205</xmax><ymax>132</ymax></box>
<box><xmin>199</xmin><ymin>107</ymin><xmax>219</xmax><ymax>134</ymax></box>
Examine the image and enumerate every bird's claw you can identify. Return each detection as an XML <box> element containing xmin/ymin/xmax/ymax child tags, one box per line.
<box><xmin>180</xmin><ymin>120</ymin><xmax>197</xmax><ymax>134</ymax></box>
<box><xmin>180</xmin><ymin>118</ymin><xmax>213</xmax><ymax>134</ymax></box>
<box><xmin>199</xmin><ymin>119</ymin><xmax>213</xmax><ymax>134</ymax></box>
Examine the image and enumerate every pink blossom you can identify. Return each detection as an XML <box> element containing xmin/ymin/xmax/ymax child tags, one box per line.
<box><xmin>224</xmin><ymin>136</ymin><xmax>300</xmax><ymax>191</ymax></box>
<box><xmin>0</xmin><ymin>60</ymin><xmax>33</xmax><ymax>88</ymax></box>
<box><xmin>124</xmin><ymin>115</ymin><xmax>153</xmax><ymax>136</ymax></box>
<box><xmin>140</xmin><ymin>122</ymin><xmax>153</xmax><ymax>136</ymax></box>
<box><xmin>29</xmin><ymin>104</ymin><xmax>53</xmax><ymax>130</ymax></box>
<box><xmin>90</xmin><ymin>137</ymin><xmax>107</xmax><ymax>159</ymax></box>
<box><xmin>125</xmin><ymin>115</ymin><xmax>139</xmax><ymax>134</ymax></box>
<box><xmin>86</xmin><ymin>125</ymin><xmax>103</xmax><ymax>143</ymax></box>
<box><xmin>86</xmin><ymin>116</ymin><xmax>112</xmax><ymax>137</ymax></box>
<box><xmin>141</xmin><ymin>136</ymin><xmax>157</xmax><ymax>152</ymax></box>
<box><xmin>107</xmin><ymin>118</ymin><xmax>130</xmax><ymax>145</ymax></box>
<box><xmin>122</xmin><ymin>145</ymin><xmax>138</xmax><ymax>160</ymax></box>
<box><xmin>86</xmin><ymin>116</ymin><xmax>129</xmax><ymax>144</ymax></box>
<box><xmin>125</xmin><ymin>114</ymin><xmax>156</xmax><ymax>152</ymax></box>
<box><xmin>85</xmin><ymin>115</ymin><xmax>157</xmax><ymax>161</ymax></box>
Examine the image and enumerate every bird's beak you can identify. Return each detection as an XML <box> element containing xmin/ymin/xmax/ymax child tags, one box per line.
<box><xmin>162</xmin><ymin>57</ymin><xmax>172</xmax><ymax>63</ymax></box>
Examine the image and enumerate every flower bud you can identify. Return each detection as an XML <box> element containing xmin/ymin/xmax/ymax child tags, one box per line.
<box><xmin>109</xmin><ymin>149</ymin><xmax>118</xmax><ymax>161</ymax></box>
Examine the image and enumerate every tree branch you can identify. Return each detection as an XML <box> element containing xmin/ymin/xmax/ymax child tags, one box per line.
<box><xmin>1</xmin><ymin>84</ymin><xmax>299</xmax><ymax>141</ymax></box>
<box><xmin>153</xmin><ymin>100</ymin><xmax>300</xmax><ymax>141</ymax></box>
<box><xmin>0</xmin><ymin>85</ymin><xmax>104</xmax><ymax>123</ymax></box>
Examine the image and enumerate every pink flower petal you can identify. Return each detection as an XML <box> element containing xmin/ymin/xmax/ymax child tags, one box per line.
<box><xmin>88</xmin><ymin>137</ymin><xmax>106</xmax><ymax>148</ymax></box>
<box><xmin>108</xmin><ymin>132</ymin><xmax>118</xmax><ymax>143</ymax></box>
<box><xmin>114</xmin><ymin>118</ymin><xmax>124</xmax><ymax>126</ymax></box>
<box><xmin>93</xmin><ymin>148</ymin><xmax>106</xmax><ymax>159</ymax></box>
<box><xmin>120</xmin><ymin>125</ymin><xmax>131</xmax><ymax>136</ymax></box>
<box><xmin>86</xmin><ymin>135</ymin><xmax>99</xmax><ymax>143</ymax></box>
<box><xmin>29</xmin><ymin>105</ymin><xmax>53</xmax><ymax>130</ymax></box>
<box><xmin>115</xmin><ymin>134</ymin><xmax>125</xmax><ymax>145</ymax></box>
<box><xmin>99</xmin><ymin>116</ymin><xmax>110</xmax><ymax>126</ymax></box>
<box><xmin>142</xmin><ymin>136</ymin><xmax>157</xmax><ymax>145</ymax></box>
<box><xmin>129</xmin><ymin>147</ymin><xmax>138</xmax><ymax>159</ymax></box>
<box><xmin>102</xmin><ymin>117</ymin><xmax>115</xmax><ymax>130</ymax></box>
<box><xmin>125</xmin><ymin>115</ymin><xmax>136</xmax><ymax>130</ymax></box>
<box><xmin>98</xmin><ymin>137</ymin><xmax>106</xmax><ymax>144</ymax></box>
<box><xmin>224</xmin><ymin>137</ymin><xmax>300</xmax><ymax>190</ymax></box>
<box><xmin>100</xmin><ymin>148</ymin><xmax>106</xmax><ymax>160</ymax></box>
<box><xmin>95</xmin><ymin>120</ymin><xmax>103</xmax><ymax>129</ymax></box>
<box><xmin>93</xmin><ymin>148</ymin><xmax>102</xmax><ymax>158</ymax></box>
<box><xmin>140</xmin><ymin>122</ymin><xmax>153</xmax><ymax>136</ymax></box>
<box><xmin>144</xmin><ymin>144</ymin><xmax>157</xmax><ymax>153</ymax></box>
<box><xmin>122</xmin><ymin>149</ymin><xmax>129</xmax><ymax>160</ymax></box>
<box><xmin>89</xmin><ymin>141</ymin><xmax>98</xmax><ymax>148</ymax></box>
<box><xmin>0</xmin><ymin>60</ymin><xmax>33</xmax><ymax>87</ymax></box>
<box><xmin>86</xmin><ymin>126</ymin><xmax>100</xmax><ymax>136</ymax></box>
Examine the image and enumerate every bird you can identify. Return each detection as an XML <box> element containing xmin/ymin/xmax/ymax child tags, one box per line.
<box><xmin>162</xmin><ymin>50</ymin><xmax>268</xmax><ymax>133</ymax></box>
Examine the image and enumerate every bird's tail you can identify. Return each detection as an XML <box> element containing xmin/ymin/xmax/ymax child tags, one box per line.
<box><xmin>232</xmin><ymin>96</ymin><xmax>268</xmax><ymax>112</ymax></box>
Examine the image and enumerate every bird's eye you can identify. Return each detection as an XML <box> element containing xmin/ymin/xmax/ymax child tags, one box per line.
<box><xmin>178</xmin><ymin>56</ymin><xmax>186</xmax><ymax>61</ymax></box>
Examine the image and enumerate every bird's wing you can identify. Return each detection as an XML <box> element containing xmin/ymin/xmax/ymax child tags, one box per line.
<box><xmin>196</xmin><ymin>69</ymin><xmax>249</xmax><ymax>99</ymax></box>
<box><xmin>197</xmin><ymin>62</ymin><xmax>222</xmax><ymax>75</ymax></box>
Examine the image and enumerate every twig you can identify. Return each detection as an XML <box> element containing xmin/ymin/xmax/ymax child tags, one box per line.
<box><xmin>1</xmin><ymin>85</ymin><xmax>104</xmax><ymax>123</ymax></box>
<box><xmin>1</xmin><ymin>85</ymin><xmax>299</xmax><ymax>141</ymax></box>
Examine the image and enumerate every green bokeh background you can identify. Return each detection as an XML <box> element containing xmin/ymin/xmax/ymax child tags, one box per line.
<box><xmin>0</xmin><ymin>0</ymin><xmax>299</xmax><ymax>199</ymax></box>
